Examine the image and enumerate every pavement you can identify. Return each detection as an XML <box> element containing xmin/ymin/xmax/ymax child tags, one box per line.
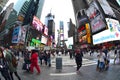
<box><xmin>1</xmin><ymin>53</ymin><xmax>120</xmax><ymax>80</ymax></box>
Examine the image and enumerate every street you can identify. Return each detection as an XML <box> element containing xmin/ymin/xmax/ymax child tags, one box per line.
<box><xmin>1</xmin><ymin>53</ymin><xmax>120</xmax><ymax>80</ymax></box>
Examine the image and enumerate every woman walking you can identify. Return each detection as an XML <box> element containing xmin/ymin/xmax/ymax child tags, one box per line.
<box><xmin>4</xmin><ymin>46</ymin><xmax>21</xmax><ymax>80</ymax></box>
<box><xmin>0</xmin><ymin>47</ymin><xmax>11</xmax><ymax>80</ymax></box>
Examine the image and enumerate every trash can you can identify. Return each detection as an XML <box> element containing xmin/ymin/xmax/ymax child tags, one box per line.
<box><xmin>56</xmin><ymin>57</ymin><xmax>62</xmax><ymax>70</ymax></box>
<box><xmin>56</xmin><ymin>51</ymin><xmax>62</xmax><ymax>71</ymax></box>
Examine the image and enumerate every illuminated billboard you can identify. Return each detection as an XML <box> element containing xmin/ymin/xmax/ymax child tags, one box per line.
<box><xmin>78</xmin><ymin>23</ymin><xmax>91</xmax><ymax>44</ymax></box>
<box><xmin>44</xmin><ymin>25</ymin><xmax>48</xmax><ymax>35</ymax></box>
<box><xmin>41</xmin><ymin>35</ymin><xmax>48</xmax><ymax>45</ymax></box>
<box><xmin>12</xmin><ymin>26</ymin><xmax>21</xmax><ymax>43</ymax></box>
<box><xmin>86</xmin><ymin>1</ymin><xmax>107</xmax><ymax>35</ymax></box>
<box><xmin>32</xmin><ymin>16</ymin><xmax>43</xmax><ymax>31</ymax></box>
<box><xmin>12</xmin><ymin>26</ymin><xmax>26</xmax><ymax>44</ymax></box>
<box><xmin>30</xmin><ymin>38</ymin><xmax>41</xmax><ymax>46</ymax></box>
<box><xmin>93</xmin><ymin>18</ymin><xmax>120</xmax><ymax>45</ymax></box>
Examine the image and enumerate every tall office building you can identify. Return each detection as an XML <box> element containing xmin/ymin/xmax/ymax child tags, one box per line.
<box><xmin>36</xmin><ymin>0</ymin><xmax>45</xmax><ymax>19</ymax></box>
<box><xmin>13</xmin><ymin>0</ymin><xmax>28</xmax><ymax>14</ymax></box>
<box><xmin>4</xmin><ymin>9</ymin><xmax>17</xmax><ymax>29</ymax></box>
<box><xmin>19</xmin><ymin>1</ymin><xmax>30</xmax><ymax>17</ymax></box>
<box><xmin>59</xmin><ymin>21</ymin><xmax>64</xmax><ymax>47</ymax></box>
<box><xmin>0</xmin><ymin>0</ymin><xmax>9</xmax><ymax>12</ymax></box>
<box><xmin>71</xmin><ymin>0</ymin><xmax>88</xmax><ymax>19</ymax></box>
<box><xmin>45</xmin><ymin>13</ymin><xmax>55</xmax><ymax>35</ymax></box>
<box><xmin>107</xmin><ymin>0</ymin><xmax>120</xmax><ymax>21</ymax></box>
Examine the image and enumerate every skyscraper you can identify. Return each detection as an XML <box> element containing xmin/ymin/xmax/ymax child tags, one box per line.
<box><xmin>19</xmin><ymin>1</ymin><xmax>30</xmax><ymax>16</ymax></box>
<box><xmin>36</xmin><ymin>0</ymin><xmax>45</xmax><ymax>19</ymax></box>
<box><xmin>45</xmin><ymin>13</ymin><xmax>55</xmax><ymax>36</ymax></box>
<box><xmin>0</xmin><ymin>0</ymin><xmax>9</xmax><ymax>12</ymax></box>
<box><xmin>13</xmin><ymin>0</ymin><xmax>27</xmax><ymax>14</ymax></box>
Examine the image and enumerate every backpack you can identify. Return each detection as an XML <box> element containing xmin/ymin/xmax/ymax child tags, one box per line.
<box><xmin>11</xmin><ymin>53</ymin><xmax>18</xmax><ymax>68</ymax></box>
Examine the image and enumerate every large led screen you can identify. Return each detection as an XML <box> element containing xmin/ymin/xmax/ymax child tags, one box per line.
<box><xmin>93</xmin><ymin>18</ymin><xmax>120</xmax><ymax>45</ymax></box>
<box><xmin>32</xmin><ymin>16</ymin><xmax>43</xmax><ymax>31</ymax></box>
<box><xmin>12</xmin><ymin>26</ymin><xmax>21</xmax><ymax>43</ymax></box>
<box><xmin>41</xmin><ymin>35</ymin><xmax>47</xmax><ymax>45</ymax></box>
<box><xmin>86</xmin><ymin>1</ymin><xmax>106</xmax><ymax>35</ymax></box>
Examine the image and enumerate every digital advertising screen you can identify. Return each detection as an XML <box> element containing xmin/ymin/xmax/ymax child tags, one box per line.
<box><xmin>86</xmin><ymin>1</ymin><xmax>107</xmax><ymax>35</ymax></box>
<box><xmin>93</xmin><ymin>18</ymin><xmax>120</xmax><ymax>45</ymax></box>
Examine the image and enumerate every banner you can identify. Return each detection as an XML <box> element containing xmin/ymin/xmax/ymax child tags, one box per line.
<box><xmin>12</xmin><ymin>26</ymin><xmax>21</xmax><ymax>43</ymax></box>
<box><xmin>12</xmin><ymin>26</ymin><xmax>26</xmax><ymax>44</ymax></box>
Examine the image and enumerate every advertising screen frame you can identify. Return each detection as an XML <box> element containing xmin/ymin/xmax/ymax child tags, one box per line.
<box><xmin>86</xmin><ymin>0</ymin><xmax>107</xmax><ymax>35</ymax></box>
<box><xmin>92</xmin><ymin>18</ymin><xmax>120</xmax><ymax>45</ymax></box>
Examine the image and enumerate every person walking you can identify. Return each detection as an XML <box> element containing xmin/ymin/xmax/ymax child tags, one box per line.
<box><xmin>75</xmin><ymin>49</ymin><xmax>83</xmax><ymax>73</ymax></box>
<box><xmin>98</xmin><ymin>50</ymin><xmax>105</xmax><ymax>72</ymax></box>
<box><xmin>0</xmin><ymin>47</ymin><xmax>11</xmax><ymax>80</ymax></box>
<box><xmin>4</xmin><ymin>46</ymin><xmax>21</xmax><ymax>80</ymax></box>
<box><xmin>23</xmin><ymin>49</ymin><xmax>31</xmax><ymax>71</ymax></box>
<box><xmin>113</xmin><ymin>48</ymin><xmax>119</xmax><ymax>64</ymax></box>
<box><xmin>30</xmin><ymin>49</ymin><xmax>40</xmax><ymax>74</ymax></box>
<box><xmin>46</xmin><ymin>50</ymin><xmax>51</xmax><ymax>67</ymax></box>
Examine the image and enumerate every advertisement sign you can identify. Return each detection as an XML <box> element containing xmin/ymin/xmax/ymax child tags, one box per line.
<box><xmin>41</xmin><ymin>35</ymin><xmax>47</xmax><ymax>45</ymax></box>
<box><xmin>44</xmin><ymin>25</ymin><xmax>48</xmax><ymax>35</ymax></box>
<box><xmin>32</xmin><ymin>16</ymin><xmax>43</xmax><ymax>31</ymax></box>
<box><xmin>86</xmin><ymin>1</ymin><xmax>106</xmax><ymax>34</ymax></box>
<box><xmin>86</xmin><ymin>23</ymin><xmax>91</xmax><ymax>43</ymax></box>
<box><xmin>12</xmin><ymin>26</ymin><xmax>21</xmax><ymax>43</ymax></box>
<box><xmin>19</xmin><ymin>26</ymin><xmax>26</xmax><ymax>44</ymax></box>
<box><xmin>30</xmin><ymin>38</ymin><xmax>41</xmax><ymax>46</ymax></box>
<box><xmin>12</xmin><ymin>26</ymin><xmax>26</xmax><ymax>44</ymax></box>
<box><xmin>98</xmin><ymin>0</ymin><xmax>116</xmax><ymax>17</ymax></box>
<box><xmin>77</xmin><ymin>16</ymin><xmax>89</xmax><ymax>26</ymax></box>
<box><xmin>93</xmin><ymin>18</ymin><xmax>120</xmax><ymax>45</ymax></box>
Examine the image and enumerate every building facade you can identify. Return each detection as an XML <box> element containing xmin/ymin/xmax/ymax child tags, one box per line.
<box><xmin>0</xmin><ymin>0</ymin><xmax>9</xmax><ymax>12</ymax></box>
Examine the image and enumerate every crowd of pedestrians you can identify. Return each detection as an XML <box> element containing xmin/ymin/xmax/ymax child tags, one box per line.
<box><xmin>0</xmin><ymin>45</ymin><xmax>120</xmax><ymax>79</ymax></box>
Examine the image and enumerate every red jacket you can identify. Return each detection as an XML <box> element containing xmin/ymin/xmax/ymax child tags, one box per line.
<box><xmin>30</xmin><ymin>52</ymin><xmax>38</xmax><ymax>64</ymax></box>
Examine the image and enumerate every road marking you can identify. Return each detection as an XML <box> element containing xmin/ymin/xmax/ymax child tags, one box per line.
<box><xmin>50</xmin><ymin>72</ymin><xmax>76</xmax><ymax>76</ymax></box>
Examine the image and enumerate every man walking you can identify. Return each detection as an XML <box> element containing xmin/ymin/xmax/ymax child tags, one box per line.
<box><xmin>75</xmin><ymin>48</ymin><xmax>83</xmax><ymax>73</ymax></box>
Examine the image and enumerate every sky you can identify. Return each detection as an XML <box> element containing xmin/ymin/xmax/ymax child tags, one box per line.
<box><xmin>40</xmin><ymin>0</ymin><xmax>76</xmax><ymax>46</ymax></box>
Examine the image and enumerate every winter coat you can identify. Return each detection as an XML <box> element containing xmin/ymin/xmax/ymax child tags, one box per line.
<box><xmin>0</xmin><ymin>58</ymin><xmax>8</xmax><ymax>71</ymax></box>
<box><xmin>5</xmin><ymin>50</ymin><xmax>17</xmax><ymax>72</ymax></box>
<box><xmin>75</xmin><ymin>52</ymin><xmax>83</xmax><ymax>64</ymax></box>
<box><xmin>30</xmin><ymin>52</ymin><xmax>38</xmax><ymax>64</ymax></box>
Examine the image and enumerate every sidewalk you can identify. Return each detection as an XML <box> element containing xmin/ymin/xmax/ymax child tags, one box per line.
<box><xmin>17</xmin><ymin>58</ymin><xmax>120</xmax><ymax>80</ymax></box>
<box><xmin>1</xmin><ymin>54</ymin><xmax>120</xmax><ymax>80</ymax></box>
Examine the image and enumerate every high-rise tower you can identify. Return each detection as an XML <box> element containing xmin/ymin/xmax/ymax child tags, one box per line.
<box><xmin>0</xmin><ymin>0</ymin><xmax>9</xmax><ymax>12</ymax></box>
